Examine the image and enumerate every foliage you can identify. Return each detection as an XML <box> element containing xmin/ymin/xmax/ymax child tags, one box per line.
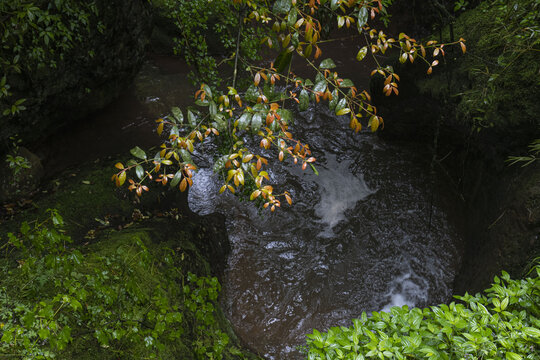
<box><xmin>305</xmin><ymin>267</ymin><xmax>540</xmax><ymax>359</ymax></box>
<box><xmin>444</xmin><ymin>0</ymin><xmax>540</xmax><ymax>132</ymax></box>
<box><xmin>4</xmin><ymin>136</ymin><xmax>31</xmax><ymax>179</ymax></box>
<box><xmin>0</xmin><ymin>212</ymin><xmax>239</xmax><ymax>359</ymax></box>
<box><xmin>0</xmin><ymin>0</ymin><xmax>101</xmax><ymax>117</ymax></box>
<box><xmin>114</xmin><ymin>0</ymin><xmax>465</xmax><ymax>211</ymax></box>
<box><xmin>153</xmin><ymin>0</ymin><xmax>264</xmax><ymax>86</ymax></box>
<box><xmin>507</xmin><ymin>139</ymin><xmax>540</xmax><ymax>167</ymax></box>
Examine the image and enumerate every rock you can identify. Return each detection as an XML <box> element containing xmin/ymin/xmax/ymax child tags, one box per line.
<box><xmin>0</xmin><ymin>147</ymin><xmax>44</xmax><ymax>203</ymax></box>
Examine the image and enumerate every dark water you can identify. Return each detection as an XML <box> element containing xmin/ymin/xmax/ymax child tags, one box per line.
<box><xmin>188</xmin><ymin>104</ymin><xmax>461</xmax><ymax>359</ymax></box>
<box><xmin>38</xmin><ymin>46</ymin><xmax>462</xmax><ymax>359</ymax></box>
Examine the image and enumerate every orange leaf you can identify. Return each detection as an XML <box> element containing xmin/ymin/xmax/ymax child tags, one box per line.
<box><xmin>180</xmin><ymin>178</ymin><xmax>187</xmax><ymax>192</ymax></box>
<box><xmin>115</xmin><ymin>162</ymin><xmax>124</xmax><ymax>170</ymax></box>
<box><xmin>254</xmin><ymin>72</ymin><xmax>261</xmax><ymax>86</ymax></box>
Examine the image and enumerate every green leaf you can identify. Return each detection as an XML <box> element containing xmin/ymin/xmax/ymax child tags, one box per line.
<box><xmin>299</xmin><ymin>89</ymin><xmax>310</xmax><ymax>111</ymax></box>
<box><xmin>130</xmin><ymin>146</ymin><xmax>147</xmax><ymax>160</ymax></box>
<box><xmin>237</xmin><ymin>113</ymin><xmax>252</xmax><ymax>130</ymax></box>
<box><xmin>135</xmin><ymin>165</ymin><xmax>144</xmax><ymax>179</ymax></box>
<box><xmin>506</xmin><ymin>352</ymin><xmax>522</xmax><ymax>360</ymax></box>
<box><xmin>356</xmin><ymin>46</ymin><xmax>368</xmax><ymax>61</ymax></box>
<box><xmin>522</xmin><ymin>327</ymin><xmax>540</xmax><ymax>338</ymax></box>
<box><xmin>275</xmin><ymin>50</ymin><xmax>293</xmax><ymax>74</ymax></box>
<box><xmin>357</xmin><ymin>6</ymin><xmax>369</xmax><ymax>30</ymax></box>
<box><xmin>287</xmin><ymin>7</ymin><xmax>298</xmax><ymax>26</ymax></box>
<box><xmin>319</xmin><ymin>58</ymin><xmax>336</xmax><ymax>69</ymax></box>
<box><xmin>251</xmin><ymin>113</ymin><xmax>262</xmax><ymax>132</ymax></box>
<box><xmin>313</xmin><ymin>80</ymin><xmax>327</xmax><ymax>93</ymax></box>
<box><xmin>187</xmin><ymin>110</ymin><xmax>197</xmax><ymax>126</ymax></box>
<box><xmin>171</xmin><ymin>107</ymin><xmax>183</xmax><ymax>123</ymax></box>
<box><xmin>336</xmin><ymin>98</ymin><xmax>347</xmax><ymax>112</ymax></box>
<box><xmin>273</xmin><ymin>0</ymin><xmax>291</xmax><ymax>14</ymax></box>
<box><xmin>209</xmin><ymin>101</ymin><xmax>217</xmax><ymax>116</ymax></box>
<box><xmin>340</xmin><ymin>79</ymin><xmax>354</xmax><ymax>87</ymax></box>
<box><xmin>330</xmin><ymin>0</ymin><xmax>340</xmax><ymax>11</ymax></box>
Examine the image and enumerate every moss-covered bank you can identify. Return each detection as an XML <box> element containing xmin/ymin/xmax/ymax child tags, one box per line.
<box><xmin>0</xmin><ymin>159</ymin><xmax>260</xmax><ymax>359</ymax></box>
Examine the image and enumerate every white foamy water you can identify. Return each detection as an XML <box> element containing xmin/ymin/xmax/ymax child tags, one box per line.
<box><xmin>313</xmin><ymin>154</ymin><xmax>374</xmax><ymax>236</ymax></box>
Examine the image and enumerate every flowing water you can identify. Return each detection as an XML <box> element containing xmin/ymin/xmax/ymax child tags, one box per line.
<box><xmin>39</xmin><ymin>47</ymin><xmax>462</xmax><ymax>359</ymax></box>
<box><xmin>189</xmin><ymin>105</ymin><xmax>462</xmax><ymax>359</ymax></box>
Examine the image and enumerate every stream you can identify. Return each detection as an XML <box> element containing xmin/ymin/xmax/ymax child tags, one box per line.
<box><xmin>39</xmin><ymin>47</ymin><xmax>463</xmax><ymax>359</ymax></box>
<box><xmin>188</xmin><ymin>104</ymin><xmax>461</xmax><ymax>359</ymax></box>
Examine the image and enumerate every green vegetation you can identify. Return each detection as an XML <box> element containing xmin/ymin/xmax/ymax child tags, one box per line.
<box><xmin>0</xmin><ymin>210</ymin><xmax>255</xmax><ymax>359</ymax></box>
<box><xmin>306</xmin><ymin>267</ymin><xmax>540</xmax><ymax>359</ymax></box>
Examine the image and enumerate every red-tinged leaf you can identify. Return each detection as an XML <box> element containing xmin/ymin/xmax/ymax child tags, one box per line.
<box><xmin>271</xmin><ymin>205</ymin><xmax>275</xmax><ymax>212</ymax></box>
<box><xmin>257</xmin><ymin>158</ymin><xmax>262</xmax><ymax>170</ymax></box>
<box><xmin>306</xmin><ymin>157</ymin><xmax>316</xmax><ymax>163</ymax></box>
<box><xmin>180</xmin><ymin>178</ymin><xmax>187</xmax><ymax>192</ymax></box>
<box><xmin>117</xmin><ymin>171</ymin><xmax>126</xmax><ymax>186</ymax></box>
<box><xmin>136</xmin><ymin>186</ymin><xmax>142</xmax><ymax>197</ymax></box>
<box><xmin>460</xmin><ymin>42</ymin><xmax>466</xmax><ymax>54</ymax></box>
<box><xmin>427</xmin><ymin>66</ymin><xmax>433</xmax><ymax>74</ymax></box>
<box><xmin>420</xmin><ymin>45</ymin><xmax>426</xmax><ymax>57</ymax></box>
<box><xmin>227</xmin><ymin>185</ymin><xmax>235</xmax><ymax>194</ymax></box>
<box><xmin>250</xmin><ymin>190</ymin><xmax>261</xmax><ymax>200</ymax></box>
<box><xmin>431</xmin><ymin>60</ymin><xmax>439</xmax><ymax>66</ymax></box>
<box><xmin>279</xmin><ymin>151</ymin><xmax>284</xmax><ymax>161</ymax></box>
<box><xmin>393</xmin><ymin>87</ymin><xmax>399</xmax><ymax>95</ymax></box>
<box><xmin>302</xmin><ymin>162</ymin><xmax>307</xmax><ymax>170</ymax></box>
<box><xmin>254</xmin><ymin>72</ymin><xmax>261</xmax><ymax>86</ymax></box>
<box><xmin>433</xmin><ymin>48</ymin><xmax>439</xmax><ymax>57</ymax></box>
<box><xmin>370</xmin><ymin>116</ymin><xmax>380</xmax><ymax>132</ymax></box>
<box><xmin>115</xmin><ymin>162</ymin><xmax>124</xmax><ymax>170</ymax></box>
<box><xmin>285</xmin><ymin>193</ymin><xmax>292</xmax><ymax>205</ymax></box>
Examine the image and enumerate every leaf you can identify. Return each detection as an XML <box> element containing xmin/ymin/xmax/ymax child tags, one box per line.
<box><xmin>115</xmin><ymin>162</ymin><xmax>124</xmax><ymax>169</ymax></box>
<box><xmin>170</xmin><ymin>170</ymin><xmax>183</xmax><ymax>187</ymax></box>
<box><xmin>336</xmin><ymin>108</ymin><xmax>351</xmax><ymax>116</ymax></box>
<box><xmin>299</xmin><ymin>89</ymin><xmax>310</xmax><ymax>111</ymax></box>
<box><xmin>171</xmin><ymin>107</ymin><xmax>183</xmax><ymax>123</ymax></box>
<box><xmin>135</xmin><ymin>165</ymin><xmax>144</xmax><ymax>180</ymax></box>
<box><xmin>505</xmin><ymin>352</ymin><xmax>522</xmax><ymax>360</ymax></box>
<box><xmin>319</xmin><ymin>58</ymin><xmax>336</xmax><ymax>69</ymax></box>
<box><xmin>251</xmin><ymin>113</ymin><xmax>263</xmax><ymax>132</ymax></box>
<box><xmin>275</xmin><ymin>50</ymin><xmax>293</xmax><ymax>74</ymax></box>
<box><xmin>273</xmin><ymin>0</ymin><xmax>291</xmax><ymax>14</ymax></box>
<box><xmin>336</xmin><ymin>98</ymin><xmax>347</xmax><ymax>112</ymax></box>
<box><xmin>356</xmin><ymin>46</ymin><xmax>368</xmax><ymax>61</ymax></box>
<box><xmin>330</xmin><ymin>0</ymin><xmax>340</xmax><ymax>11</ymax></box>
<box><xmin>187</xmin><ymin>110</ymin><xmax>197</xmax><ymax>126</ymax></box>
<box><xmin>313</xmin><ymin>80</ymin><xmax>327</xmax><ymax>93</ymax></box>
<box><xmin>357</xmin><ymin>6</ymin><xmax>369</xmax><ymax>29</ymax></box>
<box><xmin>287</xmin><ymin>7</ymin><xmax>297</xmax><ymax>26</ymax></box>
<box><xmin>157</xmin><ymin>122</ymin><xmax>164</xmax><ymax>135</ymax></box>
<box><xmin>130</xmin><ymin>146</ymin><xmax>147</xmax><ymax>160</ymax></box>
<box><xmin>117</xmin><ymin>171</ymin><xmax>126</xmax><ymax>186</ymax></box>
<box><xmin>339</xmin><ymin>79</ymin><xmax>354</xmax><ymax>87</ymax></box>
<box><xmin>237</xmin><ymin>113</ymin><xmax>252</xmax><ymax>130</ymax></box>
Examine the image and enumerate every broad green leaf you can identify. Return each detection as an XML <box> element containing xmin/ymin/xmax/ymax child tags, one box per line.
<box><xmin>356</xmin><ymin>46</ymin><xmax>368</xmax><ymax>61</ymax></box>
<box><xmin>339</xmin><ymin>79</ymin><xmax>354</xmax><ymax>87</ymax></box>
<box><xmin>170</xmin><ymin>170</ymin><xmax>183</xmax><ymax>187</ymax></box>
<box><xmin>187</xmin><ymin>110</ymin><xmax>197</xmax><ymax>126</ymax></box>
<box><xmin>273</xmin><ymin>0</ymin><xmax>291</xmax><ymax>14</ymax></box>
<box><xmin>299</xmin><ymin>89</ymin><xmax>310</xmax><ymax>111</ymax></box>
<box><xmin>237</xmin><ymin>113</ymin><xmax>252</xmax><ymax>130</ymax></box>
<box><xmin>357</xmin><ymin>6</ymin><xmax>369</xmax><ymax>30</ymax></box>
<box><xmin>251</xmin><ymin>113</ymin><xmax>262</xmax><ymax>132</ymax></box>
<box><xmin>130</xmin><ymin>146</ymin><xmax>147</xmax><ymax>160</ymax></box>
<box><xmin>135</xmin><ymin>165</ymin><xmax>144</xmax><ymax>179</ymax></box>
<box><xmin>336</xmin><ymin>98</ymin><xmax>347</xmax><ymax>112</ymax></box>
<box><xmin>330</xmin><ymin>0</ymin><xmax>340</xmax><ymax>11</ymax></box>
<box><xmin>319</xmin><ymin>58</ymin><xmax>336</xmax><ymax>69</ymax></box>
<box><xmin>287</xmin><ymin>7</ymin><xmax>298</xmax><ymax>26</ymax></box>
<box><xmin>313</xmin><ymin>80</ymin><xmax>327</xmax><ymax>93</ymax></box>
<box><xmin>505</xmin><ymin>352</ymin><xmax>522</xmax><ymax>360</ymax></box>
<box><xmin>171</xmin><ymin>107</ymin><xmax>183</xmax><ymax>123</ymax></box>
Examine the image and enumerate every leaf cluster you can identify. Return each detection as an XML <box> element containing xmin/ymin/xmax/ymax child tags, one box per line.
<box><xmin>0</xmin><ymin>212</ymin><xmax>237</xmax><ymax>359</ymax></box>
<box><xmin>305</xmin><ymin>268</ymin><xmax>540</xmax><ymax>359</ymax></box>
